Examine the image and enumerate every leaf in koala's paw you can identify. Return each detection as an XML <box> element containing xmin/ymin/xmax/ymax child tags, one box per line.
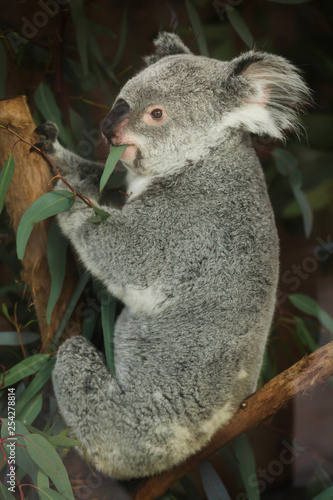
<box><xmin>100</xmin><ymin>145</ymin><xmax>128</xmax><ymax>192</ymax></box>
<box><xmin>0</xmin><ymin>153</ymin><xmax>15</xmax><ymax>214</ymax></box>
<box><xmin>46</xmin><ymin>220</ymin><xmax>69</xmax><ymax>324</ymax></box>
<box><xmin>87</xmin><ymin>205</ymin><xmax>110</xmax><ymax>223</ymax></box>
<box><xmin>225</xmin><ymin>6</ymin><xmax>254</xmax><ymax>49</ymax></box>
<box><xmin>25</xmin><ymin>433</ymin><xmax>75</xmax><ymax>499</ymax></box>
<box><xmin>16</xmin><ymin>190</ymin><xmax>75</xmax><ymax>260</ymax></box>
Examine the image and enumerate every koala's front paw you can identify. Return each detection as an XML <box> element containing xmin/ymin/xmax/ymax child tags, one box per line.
<box><xmin>31</xmin><ymin>122</ymin><xmax>59</xmax><ymax>154</ymax></box>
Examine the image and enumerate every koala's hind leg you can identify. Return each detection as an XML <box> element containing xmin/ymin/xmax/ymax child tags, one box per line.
<box><xmin>32</xmin><ymin>122</ymin><xmax>105</xmax><ymax>199</ymax></box>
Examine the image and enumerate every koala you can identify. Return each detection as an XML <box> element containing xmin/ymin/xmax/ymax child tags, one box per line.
<box><xmin>36</xmin><ymin>32</ymin><xmax>310</xmax><ymax>479</ymax></box>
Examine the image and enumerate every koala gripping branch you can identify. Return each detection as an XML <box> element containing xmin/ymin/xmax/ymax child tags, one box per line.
<box><xmin>0</xmin><ymin>96</ymin><xmax>81</xmax><ymax>347</ymax></box>
<box><xmin>132</xmin><ymin>341</ymin><xmax>333</xmax><ymax>500</ymax></box>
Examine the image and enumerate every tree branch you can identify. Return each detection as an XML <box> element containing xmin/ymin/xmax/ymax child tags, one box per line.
<box><xmin>0</xmin><ymin>96</ymin><xmax>81</xmax><ymax>347</ymax></box>
<box><xmin>131</xmin><ymin>341</ymin><xmax>333</xmax><ymax>500</ymax></box>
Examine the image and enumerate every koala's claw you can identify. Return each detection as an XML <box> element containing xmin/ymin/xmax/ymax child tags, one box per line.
<box><xmin>31</xmin><ymin>122</ymin><xmax>59</xmax><ymax>154</ymax></box>
<box><xmin>30</xmin><ymin>140</ymin><xmax>55</xmax><ymax>154</ymax></box>
<box><xmin>34</xmin><ymin>122</ymin><xmax>58</xmax><ymax>142</ymax></box>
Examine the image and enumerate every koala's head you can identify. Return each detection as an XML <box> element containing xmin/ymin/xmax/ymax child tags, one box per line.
<box><xmin>102</xmin><ymin>32</ymin><xmax>310</xmax><ymax>176</ymax></box>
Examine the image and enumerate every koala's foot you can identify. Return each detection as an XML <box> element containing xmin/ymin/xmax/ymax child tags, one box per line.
<box><xmin>31</xmin><ymin>122</ymin><xmax>59</xmax><ymax>154</ymax></box>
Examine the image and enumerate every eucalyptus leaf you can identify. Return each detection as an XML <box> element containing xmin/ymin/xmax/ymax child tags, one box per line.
<box><xmin>2</xmin><ymin>354</ymin><xmax>50</xmax><ymax>388</ymax></box>
<box><xmin>101</xmin><ymin>293</ymin><xmax>116</xmax><ymax>375</ymax></box>
<box><xmin>185</xmin><ymin>0</ymin><xmax>209</xmax><ymax>57</ymax></box>
<box><xmin>1</xmin><ymin>419</ymin><xmax>39</xmax><ymax>484</ymax></box>
<box><xmin>37</xmin><ymin>488</ymin><xmax>67</xmax><ymax>500</ymax></box>
<box><xmin>46</xmin><ymin>221</ymin><xmax>69</xmax><ymax>324</ymax></box>
<box><xmin>51</xmin><ymin>271</ymin><xmax>90</xmax><ymax>349</ymax></box>
<box><xmin>16</xmin><ymin>191</ymin><xmax>75</xmax><ymax>260</ymax></box>
<box><xmin>37</xmin><ymin>469</ymin><xmax>50</xmax><ymax>490</ymax></box>
<box><xmin>294</xmin><ymin>316</ymin><xmax>318</xmax><ymax>352</ymax></box>
<box><xmin>34</xmin><ymin>83</ymin><xmax>74</xmax><ymax>148</ymax></box>
<box><xmin>16</xmin><ymin>357</ymin><xmax>56</xmax><ymax>414</ymax></box>
<box><xmin>289</xmin><ymin>294</ymin><xmax>333</xmax><ymax>335</ymax></box>
<box><xmin>18</xmin><ymin>392</ymin><xmax>43</xmax><ymax>425</ymax></box>
<box><xmin>312</xmin><ymin>486</ymin><xmax>333</xmax><ymax>500</ymax></box>
<box><xmin>25</xmin><ymin>434</ymin><xmax>75</xmax><ymax>499</ymax></box>
<box><xmin>0</xmin><ymin>154</ymin><xmax>15</xmax><ymax>214</ymax></box>
<box><xmin>110</xmin><ymin>9</ymin><xmax>128</xmax><ymax>70</ymax></box>
<box><xmin>87</xmin><ymin>205</ymin><xmax>110</xmax><ymax>223</ymax></box>
<box><xmin>0</xmin><ymin>482</ymin><xmax>16</xmax><ymax>499</ymax></box>
<box><xmin>100</xmin><ymin>145</ymin><xmax>127</xmax><ymax>192</ymax></box>
<box><xmin>199</xmin><ymin>460</ymin><xmax>232</xmax><ymax>500</ymax></box>
<box><xmin>2</xmin><ymin>302</ymin><xmax>10</xmax><ymax>320</ymax></box>
<box><xmin>226</xmin><ymin>6</ymin><xmax>253</xmax><ymax>48</ymax></box>
<box><xmin>273</xmin><ymin>148</ymin><xmax>313</xmax><ymax>237</ymax></box>
<box><xmin>48</xmin><ymin>435</ymin><xmax>81</xmax><ymax>448</ymax></box>
<box><xmin>234</xmin><ymin>434</ymin><xmax>259</xmax><ymax>500</ymax></box>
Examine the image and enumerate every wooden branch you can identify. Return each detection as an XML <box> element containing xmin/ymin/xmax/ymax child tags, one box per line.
<box><xmin>131</xmin><ymin>342</ymin><xmax>333</xmax><ymax>500</ymax></box>
<box><xmin>0</xmin><ymin>96</ymin><xmax>81</xmax><ymax>347</ymax></box>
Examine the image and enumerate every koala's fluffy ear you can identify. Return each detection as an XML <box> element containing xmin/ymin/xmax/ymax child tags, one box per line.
<box><xmin>225</xmin><ymin>51</ymin><xmax>312</xmax><ymax>139</ymax></box>
<box><xmin>143</xmin><ymin>32</ymin><xmax>192</xmax><ymax>66</ymax></box>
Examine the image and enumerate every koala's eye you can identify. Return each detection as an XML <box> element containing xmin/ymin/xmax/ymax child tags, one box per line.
<box><xmin>150</xmin><ymin>108</ymin><xmax>164</xmax><ymax>120</ymax></box>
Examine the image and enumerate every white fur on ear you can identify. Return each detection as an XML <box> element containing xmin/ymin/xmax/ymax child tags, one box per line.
<box><xmin>224</xmin><ymin>51</ymin><xmax>312</xmax><ymax>139</ymax></box>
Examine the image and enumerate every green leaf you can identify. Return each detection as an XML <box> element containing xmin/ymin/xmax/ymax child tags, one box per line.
<box><xmin>34</xmin><ymin>83</ymin><xmax>75</xmax><ymax>148</ymax></box>
<box><xmin>25</xmin><ymin>434</ymin><xmax>75</xmax><ymax>500</ymax></box>
<box><xmin>87</xmin><ymin>205</ymin><xmax>110</xmax><ymax>223</ymax></box>
<box><xmin>18</xmin><ymin>392</ymin><xmax>43</xmax><ymax>425</ymax></box>
<box><xmin>289</xmin><ymin>294</ymin><xmax>333</xmax><ymax>335</ymax></box>
<box><xmin>1</xmin><ymin>419</ymin><xmax>39</xmax><ymax>483</ymax></box>
<box><xmin>0</xmin><ymin>482</ymin><xmax>16</xmax><ymax>499</ymax></box>
<box><xmin>0</xmin><ymin>154</ymin><xmax>15</xmax><ymax>214</ymax></box>
<box><xmin>234</xmin><ymin>434</ymin><xmax>259</xmax><ymax>500</ymax></box>
<box><xmin>101</xmin><ymin>293</ymin><xmax>116</xmax><ymax>375</ymax></box>
<box><xmin>16</xmin><ymin>357</ymin><xmax>56</xmax><ymax>415</ymax></box>
<box><xmin>81</xmin><ymin>310</ymin><xmax>98</xmax><ymax>340</ymax></box>
<box><xmin>185</xmin><ymin>0</ymin><xmax>209</xmax><ymax>57</ymax></box>
<box><xmin>0</xmin><ymin>40</ymin><xmax>7</xmax><ymax>97</ymax></box>
<box><xmin>68</xmin><ymin>0</ymin><xmax>89</xmax><ymax>76</ymax></box>
<box><xmin>100</xmin><ymin>145</ymin><xmax>127</xmax><ymax>192</ymax></box>
<box><xmin>312</xmin><ymin>486</ymin><xmax>333</xmax><ymax>500</ymax></box>
<box><xmin>110</xmin><ymin>9</ymin><xmax>128</xmax><ymax>70</ymax></box>
<box><xmin>51</xmin><ymin>271</ymin><xmax>90</xmax><ymax>349</ymax></box>
<box><xmin>226</xmin><ymin>6</ymin><xmax>253</xmax><ymax>48</ymax></box>
<box><xmin>199</xmin><ymin>460</ymin><xmax>232</xmax><ymax>500</ymax></box>
<box><xmin>2</xmin><ymin>302</ymin><xmax>10</xmax><ymax>320</ymax></box>
<box><xmin>290</xmin><ymin>184</ymin><xmax>313</xmax><ymax>238</ymax></box>
<box><xmin>46</xmin><ymin>221</ymin><xmax>69</xmax><ymax>324</ymax></box>
<box><xmin>16</xmin><ymin>190</ymin><xmax>75</xmax><ymax>260</ymax></box>
<box><xmin>273</xmin><ymin>149</ymin><xmax>313</xmax><ymax>237</ymax></box>
<box><xmin>294</xmin><ymin>316</ymin><xmax>318</xmax><ymax>352</ymax></box>
<box><xmin>37</xmin><ymin>488</ymin><xmax>67</xmax><ymax>500</ymax></box>
<box><xmin>2</xmin><ymin>354</ymin><xmax>50</xmax><ymax>388</ymax></box>
<box><xmin>48</xmin><ymin>435</ymin><xmax>81</xmax><ymax>448</ymax></box>
<box><xmin>37</xmin><ymin>469</ymin><xmax>50</xmax><ymax>490</ymax></box>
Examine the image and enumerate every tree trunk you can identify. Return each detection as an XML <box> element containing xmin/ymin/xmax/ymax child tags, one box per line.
<box><xmin>0</xmin><ymin>96</ymin><xmax>80</xmax><ymax>347</ymax></box>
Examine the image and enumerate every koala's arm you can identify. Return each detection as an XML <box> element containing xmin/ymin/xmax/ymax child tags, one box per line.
<box><xmin>34</xmin><ymin>122</ymin><xmax>105</xmax><ymax>201</ymax></box>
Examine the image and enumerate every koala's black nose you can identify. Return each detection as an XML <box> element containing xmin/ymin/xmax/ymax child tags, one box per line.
<box><xmin>101</xmin><ymin>99</ymin><xmax>130</xmax><ymax>142</ymax></box>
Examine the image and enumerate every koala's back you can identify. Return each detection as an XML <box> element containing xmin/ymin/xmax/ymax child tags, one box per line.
<box><xmin>113</xmin><ymin>133</ymin><xmax>279</xmax><ymax>419</ymax></box>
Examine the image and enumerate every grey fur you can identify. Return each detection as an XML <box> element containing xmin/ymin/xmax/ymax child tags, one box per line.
<box><xmin>47</xmin><ymin>33</ymin><xmax>310</xmax><ymax>479</ymax></box>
